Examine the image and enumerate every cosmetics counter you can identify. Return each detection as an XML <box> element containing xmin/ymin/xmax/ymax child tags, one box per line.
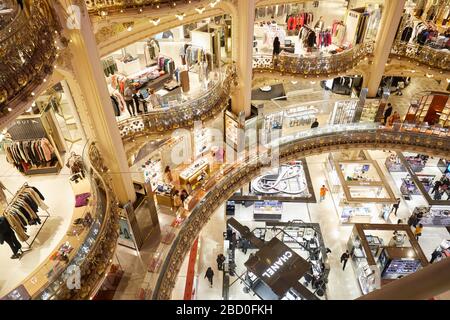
<box><xmin>325</xmin><ymin>153</ymin><xmax>397</xmax><ymax>224</ymax></box>
<box><xmin>347</xmin><ymin>224</ymin><xmax>429</xmax><ymax>295</ymax></box>
<box><xmin>413</xmin><ymin>206</ymin><xmax>450</xmax><ymax>226</ymax></box>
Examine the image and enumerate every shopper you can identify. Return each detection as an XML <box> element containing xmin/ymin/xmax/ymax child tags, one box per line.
<box><xmin>180</xmin><ymin>189</ymin><xmax>189</xmax><ymax>203</ymax></box>
<box><xmin>319</xmin><ymin>185</ymin><xmax>328</xmax><ymax>202</ymax></box>
<box><xmin>383</xmin><ymin>103</ymin><xmax>393</xmax><ymax>124</ymax></box>
<box><xmin>132</xmin><ymin>89</ymin><xmax>141</xmax><ymax>114</ymax></box>
<box><xmin>273</xmin><ymin>36</ymin><xmax>281</xmax><ymax>57</ymax></box>
<box><xmin>433</xmin><ymin>190</ymin><xmax>443</xmax><ymax>201</ymax></box>
<box><xmin>186</xmin><ymin>182</ymin><xmax>192</xmax><ymax>194</ymax></box>
<box><xmin>231</xmin><ymin>232</ymin><xmax>237</xmax><ymax>251</ymax></box>
<box><xmin>204</xmin><ymin>267</ymin><xmax>214</xmax><ymax>287</ymax></box>
<box><xmin>311</xmin><ymin>118</ymin><xmax>319</xmax><ymax>128</ymax></box>
<box><xmin>163</xmin><ymin>166</ymin><xmax>173</xmax><ymax>184</ymax></box>
<box><xmin>430</xmin><ymin>249</ymin><xmax>442</xmax><ymax>263</ymax></box>
<box><xmin>216</xmin><ymin>254</ymin><xmax>226</xmax><ymax>270</ymax></box>
<box><xmin>387</xmin><ymin>111</ymin><xmax>400</xmax><ymax>127</ymax></box>
<box><xmin>340</xmin><ymin>250</ymin><xmax>350</xmax><ymax>271</ymax></box>
<box><xmin>173</xmin><ymin>190</ymin><xmax>182</xmax><ymax>211</ymax></box>
<box><xmin>148</xmin><ymin>88</ymin><xmax>162</xmax><ymax>109</ymax></box>
<box><xmin>414</xmin><ymin>223</ymin><xmax>423</xmax><ymax>241</ymax></box>
<box><xmin>241</xmin><ymin>238</ymin><xmax>250</xmax><ymax>254</ymax></box>
<box><xmin>124</xmin><ymin>85</ymin><xmax>137</xmax><ymax>116</ymax></box>
<box><xmin>390</xmin><ymin>198</ymin><xmax>401</xmax><ymax>216</ymax></box>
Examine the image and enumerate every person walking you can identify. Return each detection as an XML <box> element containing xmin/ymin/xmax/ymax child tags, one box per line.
<box><xmin>163</xmin><ymin>165</ymin><xmax>173</xmax><ymax>184</ymax></box>
<box><xmin>272</xmin><ymin>36</ymin><xmax>281</xmax><ymax>57</ymax></box>
<box><xmin>241</xmin><ymin>238</ymin><xmax>249</xmax><ymax>254</ymax></box>
<box><xmin>387</xmin><ymin>111</ymin><xmax>401</xmax><ymax>127</ymax></box>
<box><xmin>414</xmin><ymin>223</ymin><xmax>423</xmax><ymax>241</ymax></box>
<box><xmin>319</xmin><ymin>185</ymin><xmax>328</xmax><ymax>202</ymax></box>
<box><xmin>431</xmin><ymin>180</ymin><xmax>442</xmax><ymax>195</ymax></box>
<box><xmin>383</xmin><ymin>103</ymin><xmax>393</xmax><ymax>124</ymax></box>
<box><xmin>173</xmin><ymin>190</ymin><xmax>182</xmax><ymax>211</ymax></box>
<box><xmin>205</xmin><ymin>267</ymin><xmax>214</xmax><ymax>287</ymax></box>
<box><xmin>390</xmin><ymin>198</ymin><xmax>401</xmax><ymax>216</ymax></box>
<box><xmin>124</xmin><ymin>85</ymin><xmax>137</xmax><ymax>116</ymax></box>
<box><xmin>340</xmin><ymin>250</ymin><xmax>350</xmax><ymax>271</ymax></box>
<box><xmin>311</xmin><ymin>118</ymin><xmax>319</xmax><ymax>128</ymax></box>
<box><xmin>216</xmin><ymin>254</ymin><xmax>225</xmax><ymax>270</ymax></box>
<box><xmin>430</xmin><ymin>249</ymin><xmax>442</xmax><ymax>263</ymax></box>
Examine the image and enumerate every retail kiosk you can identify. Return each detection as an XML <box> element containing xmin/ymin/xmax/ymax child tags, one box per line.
<box><xmin>326</xmin><ymin>152</ymin><xmax>397</xmax><ymax>224</ymax></box>
<box><xmin>347</xmin><ymin>223</ymin><xmax>429</xmax><ymax>295</ymax></box>
<box><xmin>385</xmin><ymin>152</ymin><xmax>450</xmax><ymax>226</ymax></box>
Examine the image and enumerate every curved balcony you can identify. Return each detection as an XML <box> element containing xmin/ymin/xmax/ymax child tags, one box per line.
<box><xmin>390</xmin><ymin>41</ymin><xmax>450</xmax><ymax>72</ymax></box>
<box><xmin>252</xmin><ymin>41</ymin><xmax>374</xmax><ymax>78</ymax></box>
<box><xmin>117</xmin><ymin>64</ymin><xmax>237</xmax><ymax>140</ymax></box>
<box><xmin>0</xmin><ymin>0</ymin><xmax>64</xmax><ymax>115</ymax></box>
<box><xmin>2</xmin><ymin>142</ymin><xmax>120</xmax><ymax>300</ymax></box>
<box><xmin>151</xmin><ymin>122</ymin><xmax>450</xmax><ymax>300</ymax></box>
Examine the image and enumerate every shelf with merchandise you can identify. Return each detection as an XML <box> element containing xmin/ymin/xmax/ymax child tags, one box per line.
<box><xmin>194</xmin><ymin>127</ymin><xmax>212</xmax><ymax>158</ymax></box>
<box><xmin>142</xmin><ymin>158</ymin><xmax>162</xmax><ymax>191</ymax></box>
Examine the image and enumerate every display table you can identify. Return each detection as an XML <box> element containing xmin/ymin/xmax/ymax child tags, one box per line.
<box><xmin>179</xmin><ymin>158</ymin><xmax>210</xmax><ymax>187</ymax></box>
<box><xmin>341</xmin><ymin>206</ymin><xmax>372</xmax><ymax>223</ymax></box>
<box><xmin>154</xmin><ymin>183</ymin><xmax>174</xmax><ymax>208</ymax></box>
<box><xmin>253</xmin><ymin>200</ymin><xmax>282</xmax><ymax>220</ymax></box>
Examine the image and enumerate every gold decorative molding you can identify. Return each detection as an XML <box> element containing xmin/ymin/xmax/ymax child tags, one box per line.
<box><xmin>253</xmin><ymin>41</ymin><xmax>375</xmax><ymax>79</ymax></box>
<box><xmin>390</xmin><ymin>41</ymin><xmax>450</xmax><ymax>72</ymax></box>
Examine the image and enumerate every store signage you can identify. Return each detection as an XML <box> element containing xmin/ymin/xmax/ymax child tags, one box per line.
<box><xmin>262</xmin><ymin>251</ymin><xmax>293</xmax><ymax>278</ymax></box>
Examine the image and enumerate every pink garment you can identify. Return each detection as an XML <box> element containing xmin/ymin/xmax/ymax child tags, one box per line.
<box><xmin>40</xmin><ymin>138</ymin><xmax>54</xmax><ymax>162</ymax></box>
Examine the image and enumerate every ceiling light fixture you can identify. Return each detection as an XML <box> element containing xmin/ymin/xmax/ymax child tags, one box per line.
<box><xmin>195</xmin><ymin>7</ymin><xmax>206</xmax><ymax>14</ymax></box>
<box><xmin>210</xmin><ymin>0</ymin><xmax>220</xmax><ymax>8</ymax></box>
<box><xmin>175</xmin><ymin>13</ymin><xmax>186</xmax><ymax>21</ymax></box>
<box><xmin>150</xmin><ymin>18</ymin><xmax>161</xmax><ymax>26</ymax></box>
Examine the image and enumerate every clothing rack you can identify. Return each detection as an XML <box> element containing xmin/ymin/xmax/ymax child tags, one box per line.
<box><xmin>3</xmin><ymin>183</ymin><xmax>50</xmax><ymax>252</ymax></box>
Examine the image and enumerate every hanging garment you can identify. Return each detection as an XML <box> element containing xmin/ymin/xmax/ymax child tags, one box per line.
<box><xmin>401</xmin><ymin>26</ymin><xmax>413</xmax><ymax>42</ymax></box>
<box><xmin>180</xmin><ymin>70</ymin><xmax>190</xmax><ymax>93</ymax></box>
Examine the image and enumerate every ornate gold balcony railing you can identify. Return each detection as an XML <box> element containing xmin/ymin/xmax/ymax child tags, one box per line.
<box><xmin>390</xmin><ymin>41</ymin><xmax>450</xmax><ymax>71</ymax></box>
<box><xmin>85</xmin><ymin>0</ymin><xmax>205</xmax><ymax>14</ymax></box>
<box><xmin>152</xmin><ymin>122</ymin><xmax>450</xmax><ymax>300</ymax></box>
<box><xmin>117</xmin><ymin>63</ymin><xmax>237</xmax><ymax>140</ymax></box>
<box><xmin>252</xmin><ymin>41</ymin><xmax>375</xmax><ymax>77</ymax></box>
<box><xmin>0</xmin><ymin>0</ymin><xmax>64</xmax><ymax>114</ymax></box>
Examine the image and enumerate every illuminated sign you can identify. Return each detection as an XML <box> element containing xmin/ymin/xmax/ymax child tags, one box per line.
<box><xmin>262</xmin><ymin>251</ymin><xmax>293</xmax><ymax>278</ymax></box>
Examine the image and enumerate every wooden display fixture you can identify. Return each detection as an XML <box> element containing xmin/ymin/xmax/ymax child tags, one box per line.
<box><xmin>6</xmin><ymin>113</ymin><xmax>64</xmax><ymax>176</ymax></box>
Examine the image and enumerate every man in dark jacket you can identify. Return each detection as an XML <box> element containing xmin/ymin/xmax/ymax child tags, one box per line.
<box><xmin>311</xmin><ymin>118</ymin><xmax>319</xmax><ymax>128</ymax></box>
<box><xmin>205</xmin><ymin>267</ymin><xmax>214</xmax><ymax>287</ymax></box>
<box><xmin>340</xmin><ymin>250</ymin><xmax>350</xmax><ymax>270</ymax></box>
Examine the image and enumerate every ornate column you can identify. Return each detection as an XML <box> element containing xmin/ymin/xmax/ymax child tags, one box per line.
<box><xmin>366</xmin><ymin>0</ymin><xmax>406</xmax><ymax>97</ymax></box>
<box><xmin>230</xmin><ymin>0</ymin><xmax>255</xmax><ymax>118</ymax></box>
<box><xmin>55</xmin><ymin>0</ymin><xmax>136</xmax><ymax>204</ymax></box>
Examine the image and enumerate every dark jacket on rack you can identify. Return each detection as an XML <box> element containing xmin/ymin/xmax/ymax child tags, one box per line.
<box><xmin>401</xmin><ymin>26</ymin><xmax>413</xmax><ymax>42</ymax></box>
